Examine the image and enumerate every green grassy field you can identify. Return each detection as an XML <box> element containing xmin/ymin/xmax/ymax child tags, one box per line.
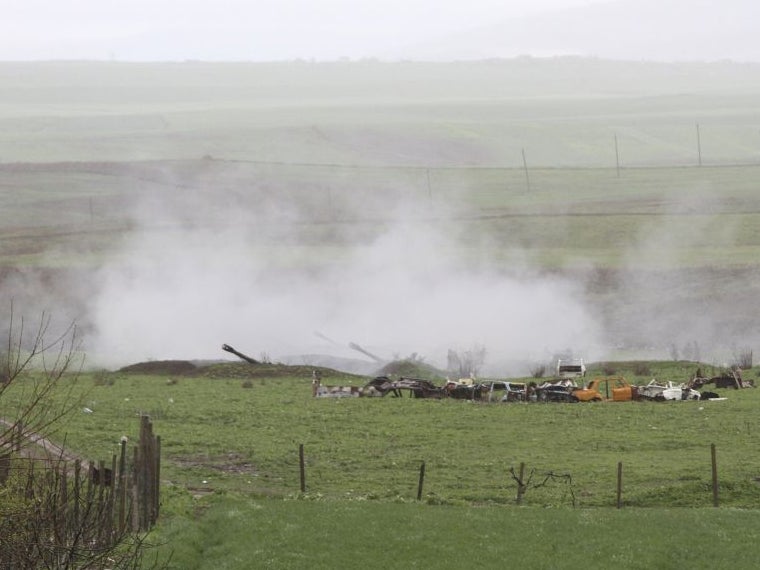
<box><xmin>154</xmin><ymin>498</ymin><xmax>760</xmax><ymax>570</ymax></box>
<box><xmin>6</xmin><ymin>361</ymin><xmax>758</xmax><ymax>568</ymax></box>
<box><xmin>3</xmin><ymin>60</ymin><xmax>760</xmax><ymax>274</ymax></box>
<box><xmin>38</xmin><ymin>361</ymin><xmax>759</xmax><ymax>509</ymax></box>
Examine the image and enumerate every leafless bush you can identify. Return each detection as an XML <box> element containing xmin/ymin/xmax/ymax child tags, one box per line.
<box><xmin>93</xmin><ymin>369</ymin><xmax>116</xmax><ymax>386</ymax></box>
<box><xmin>0</xmin><ymin>456</ymin><xmax>167</xmax><ymax>569</ymax></box>
<box><xmin>632</xmin><ymin>362</ymin><xmax>651</xmax><ymax>376</ymax></box>
<box><xmin>529</xmin><ymin>363</ymin><xmax>547</xmax><ymax>378</ymax></box>
<box><xmin>0</xmin><ymin>305</ymin><xmax>84</xmax><ymax>454</ymax></box>
<box><xmin>447</xmin><ymin>345</ymin><xmax>486</xmax><ymax>378</ymax></box>
<box><xmin>602</xmin><ymin>362</ymin><xmax>617</xmax><ymax>375</ymax></box>
<box><xmin>681</xmin><ymin>341</ymin><xmax>701</xmax><ymax>362</ymax></box>
<box><xmin>0</xmin><ymin>304</ymin><xmax>168</xmax><ymax>569</ymax></box>
<box><xmin>732</xmin><ymin>346</ymin><xmax>753</xmax><ymax>370</ymax></box>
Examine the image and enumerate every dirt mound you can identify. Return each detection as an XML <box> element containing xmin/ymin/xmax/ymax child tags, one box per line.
<box><xmin>196</xmin><ymin>362</ymin><xmax>362</xmax><ymax>381</ymax></box>
<box><xmin>375</xmin><ymin>359</ymin><xmax>447</xmax><ymax>381</ymax></box>
<box><xmin>118</xmin><ymin>360</ymin><xmax>198</xmax><ymax>375</ymax></box>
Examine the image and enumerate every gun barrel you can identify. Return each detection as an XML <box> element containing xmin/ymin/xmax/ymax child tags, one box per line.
<box><xmin>221</xmin><ymin>344</ymin><xmax>260</xmax><ymax>365</ymax></box>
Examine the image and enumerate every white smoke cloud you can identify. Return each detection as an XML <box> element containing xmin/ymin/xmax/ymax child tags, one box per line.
<box><xmin>85</xmin><ymin>187</ymin><xmax>602</xmax><ymax>375</ymax></box>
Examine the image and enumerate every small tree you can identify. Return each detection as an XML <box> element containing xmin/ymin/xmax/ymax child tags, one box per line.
<box><xmin>447</xmin><ymin>345</ymin><xmax>487</xmax><ymax>378</ymax></box>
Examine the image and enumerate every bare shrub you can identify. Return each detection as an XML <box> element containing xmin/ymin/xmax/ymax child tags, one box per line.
<box><xmin>632</xmin><ymin>362</ymin><xmax>651</xmax><ymax>376</ymax></box>
<box><xmin>242</xmin><ymin>379</ymin><xmax>254</xmax><ymax>389</ymax></box>
<box><xmin>529</xmin><ymin>363</ymin><xmax>546</xmax><ymax>378</ymax></box>
<box><xmin>602</xmin><ymin>362</ymin><xmax>617</xmax><ymax>375</ymax></box>
<box><xmin>447</xmin><ymin>345</ymin><xmax>487</xmax><ymax>378</ymax></box>
<box><xmin>93</xmin><ymin>369</ymin><xmax>115</xmax><ymax>386</ymax></box>
<box><xmin>0</xmin><ymin>304</ymin><xmax>167</xmax><ymax>569</ymax></box>
<box><xmin>732</xmin><ymin>346</ymin><xmax>753</xmax><ymax>370</ymax></box>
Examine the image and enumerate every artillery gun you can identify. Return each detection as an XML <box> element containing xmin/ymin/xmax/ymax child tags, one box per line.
<box><xmin>221</xmin><ymin>344</ymin><xmax>260</xmax><ymax>364</ymax></box>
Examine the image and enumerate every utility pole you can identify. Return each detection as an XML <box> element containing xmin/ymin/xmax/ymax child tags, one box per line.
<box><xmin>696</xmin><ymin>123</ymin><xmax>703</xmax><ymax>166</ymax></box>
<box><xmin>521</xmin><ymin>148</ymin><xmax>531</xmax><ymax>192</ymax></box>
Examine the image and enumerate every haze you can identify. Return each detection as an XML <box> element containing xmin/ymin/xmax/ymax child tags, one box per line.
<box><xmin>2</xmin><ymin>0</ymin><xmax>759</xmax><ymax>63</ymax></box>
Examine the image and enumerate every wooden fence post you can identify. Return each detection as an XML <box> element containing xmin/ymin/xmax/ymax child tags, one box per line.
<box><xmin>299</xmin><ymin>443</ymin><xmax>306</xmax><ymax>493</ymax></box>
<box><xmin>616</xmin><ymin>461</ymin><xmax>623</xmax><ymax>509</ymax></box>
<box><xmin>0</xmin><ymin>453</ymin><xmax>10</xmax><ymax>485</ymax></box>
<box><xmin>711</xmin><ymin>443</ymin><xmax>719</xmax><ymax>507</ymax></box>
<box><xmin>117</xmin><ymin>437</ymin><xmax>127</xmax><ymax>533</ymax></box>
<box><xmin>15</xmin><ymin>421</ymin><xmax>22</xmax><ymax>452</ymax></box>
<box><xmin>417</xmin><ymin>461</ymin><xmax>426</xmax><ymax>501</ymax></box>
<box><xmin>154</xmin><ymin>435</ymin><xmax>161</xmax><ymax>524</ymax></box>
<box><xmin>131</xmin><ymin>446</ymin><xmax>140</xmax><ymax>532</ymax></box>
<box><xmin>516</xmin><ymin>462</ymin><xmax>526</xmax><ymax>505</ymax></box>
<box><xmin>73</xmin><ymin>460</ymin><xmax>81</xmax><ymax>530</ymax></box>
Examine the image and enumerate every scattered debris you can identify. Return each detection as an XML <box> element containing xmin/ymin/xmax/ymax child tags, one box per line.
<box><xmin>312</xmin><ymin>370</ymin><xmax>381</xmax><ymax>398</ymax></box>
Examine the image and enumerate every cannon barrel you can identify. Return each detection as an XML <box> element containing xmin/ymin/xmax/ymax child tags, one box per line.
<box><xmin>348</xmin><ymin>342</ymin><xmax>384</xmax><ymax>363</ymax></box>
<box><xmin>221</xmin><ymin>344</ymin><xmax>260</xmax><ymax>365</ymax></box>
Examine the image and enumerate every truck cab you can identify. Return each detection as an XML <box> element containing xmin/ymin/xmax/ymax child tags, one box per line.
<box><xmin>556</xmin><ymin>358</ymin><xmax>586</xmax><ymax>379</ymax></box>
<box><xmin>573</xmin><ymin>376</ymin><xmax>634</xmax><ymax>402</ymax></box>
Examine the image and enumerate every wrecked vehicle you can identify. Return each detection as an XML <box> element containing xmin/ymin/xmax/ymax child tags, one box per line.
<box><xmin>573</xmin><ymin>376</ymin><xmax>635</xmax><ymax>402</ymax></box>
<box><xmin>478</xmin><ymin>381</ymin><xmax>527</xmax><ymax>402</ymax></box>
<box><xmin>638</xmin><ymin>380</ymin><xmax>701</xmax><ymax>401</ymax></box>
<box><xmin>372</xmin><ymin>377</ymin><xmax>444</xmax><ymax>399</ymax></box>
<box><xmin>533</xmin><ymin>379</ymin><xmax>578</xmax><ymax>402</ymax></box>
<box><xmin>556</xmin><ymin>358</ymin><xmax>586</xmax><ymax>379</ymax></box>
<box><xmin>443</xmin><ymin>378</ymin><xmax>484</xmax><ymax>400</ymax></box>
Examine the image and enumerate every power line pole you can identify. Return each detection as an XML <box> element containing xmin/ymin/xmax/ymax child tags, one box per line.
<box><xmin>696</xmin><ymin>123</ymin><xmax>703</xmax><ymax>166</ymax></box>
<box><xmin>521</xmin><ymin>148</ymin><xmax>531</xmax><ymax>192</ymax></box>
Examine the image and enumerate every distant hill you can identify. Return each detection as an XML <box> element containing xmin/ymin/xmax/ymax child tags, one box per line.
<box><xmin>400</xmin><ymin>0</ymin><xmax>760</xmax><ymax>62</ymax></box>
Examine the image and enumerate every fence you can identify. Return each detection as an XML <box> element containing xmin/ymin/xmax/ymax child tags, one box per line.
<box><xmin>294</xmin><ymin>441</ymin><xmax>727</xmax><ymax>508</ymax></box>
<box><xmin>0</xmin><ymin>414</ymin><xmax>161</xmax><ymax>552</ymax></box>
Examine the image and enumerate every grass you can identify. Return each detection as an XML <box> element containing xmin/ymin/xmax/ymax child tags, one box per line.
<box><xmin>14</xmin><ymin>361</ymin><xmax>757</xmax><ymax>511</ymax></box>
<box><xmin>151</xmin><ymin>497</ymin><xmax>760</xmax><ymax>570</ymax></box>
<box><xmin>5</xmin><ymin>162</ymin><xmax>760</xmax><ymax>270</ymax></box>
<box><xmin>7</xmin><ymin>361</ymin><xmax>760</xmax><ymax>569</ymax></box>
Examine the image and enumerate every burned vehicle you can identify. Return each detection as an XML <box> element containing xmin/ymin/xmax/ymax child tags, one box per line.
<box><xmin>443</xmin><ymin>378</ymin><xmax>484</xmax><ymax>400</ymax></box>
<box><xmin>573</xmin><ymin>376</ymin><xmax>635</xmax><ymax>402</ymax></box>
<box><xmin>478</xmin><ymin>381</ymin><xmax>527</xmax><ymax>402</ymax></box>
<box><xmin>533</xmin><ymin>379</ymin><xmax>578</xmax><ymax>402</ymax></box>
<box><xmin>638</xmin><ymin>380</ymin><xmax>701</xmax><ymax>401</ymax></box>
<box><xmin>363</xmin><ymin>376</ymin><xmax>443</xmax><ymax>399</ymax></box>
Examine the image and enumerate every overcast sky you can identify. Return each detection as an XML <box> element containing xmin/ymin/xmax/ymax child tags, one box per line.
<box><xmin>1</xmin><ymin>0</ymin><xmax>758</xmax><ymax>62</ymax></box>
<box><xmin>0</xmin><ymin>0</ymin><xmax>620</xmax><ymax>61</ymax></box>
